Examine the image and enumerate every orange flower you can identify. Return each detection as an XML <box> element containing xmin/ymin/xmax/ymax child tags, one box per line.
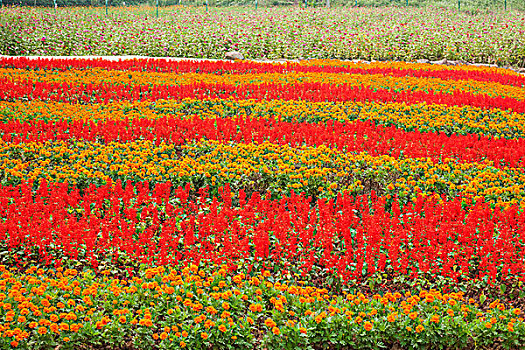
<box><xmin>265</xmin><ymin>318</ymin><xmax>276</xmax><ymax>328</ymax></box>
<box><xmin>364</xmin><ymin>322</ymin><xmax>373</xmax><ymax>331</ymax></box>
<box><xmin>415</xmin><ymin>325</ymin><xmax>424</xmax><ymax>333</ymax></box>
<box><xmin>50</xmin><ymin>323</ymin><xmax>59</xmax><ymax>333</ymax></box>
<box><xmin>201</xmin><ymin>332</ymin><xmax>208</xmax><ymax>340</ymax></box>
<box><xmin>37</xmin><ymin>327</ymin><xmax>47</xmax><ymax>335</ymax></box>
<box><xmin>272</xmin><ymin>327</ymin><xmax>280</xmax><ymax>335</ymax></box>
<box><xmin>218</xmin><ymin>325</ymin><xmax>227</xmax><ymax>333</ymax></box>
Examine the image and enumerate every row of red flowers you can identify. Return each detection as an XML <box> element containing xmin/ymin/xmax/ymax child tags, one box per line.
<box><xmin>1</xmin><ymin>78</ymin><xmax>523</xmax><ymax>113</ymax></box>
<box><xmin>1</xmin><ymin>57</ymin><xmax>523</xmax><ymax>88</ymax></box>
<box><xmin>2</xmin><ymin>115</ymin><xmax>525</xmax><ymax>167</ymax></box>
<box><xmin>1</xmin><ymin>180</ymin><xmax>524</xmax><ymax>284</ymax></box>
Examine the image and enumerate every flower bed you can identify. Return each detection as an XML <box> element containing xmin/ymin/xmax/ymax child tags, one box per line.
<box><xmin>1</xmin><ymin>6</ymin><xmax>525</xmax><ymax>66</ymax></box>
<box><xmin>0</xmin><ymin>264</ymin><xmax>523</xmax><ymax>349</ymax></box>
<box><xmin>0</xmin><ymin>57</ymin><xmax>524</xmax><ymax>348</ymax></box>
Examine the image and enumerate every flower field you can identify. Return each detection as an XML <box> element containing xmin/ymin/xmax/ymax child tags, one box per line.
<box><xmin>1</xmin><ymin>6</ymin><xmax>525</xmax><ymax>66</ymax></box>
<box><xmin>1</xmin><ymin>56</ymin><xmax>525</xmax><ymax>349</ymax></box>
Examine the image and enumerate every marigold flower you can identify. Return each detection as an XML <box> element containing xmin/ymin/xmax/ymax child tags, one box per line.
<box><xmin>265</xmin><ymin>318</ymin><xmax>276</xmax><ymax>328</ymax></box>
<box><xmin>364</xmin><ymin>322</ymin><xmax>373</xmax><ymax>331</ymax></box>
<box><xmin>272</xmin><ymin>327</ymin><xmax>280</xmax><ymax>335</ymax></box>
<box><xmin>201</xmin><ymin>332</ymin><xmax>208</xmax><ymax>340</ymax></box>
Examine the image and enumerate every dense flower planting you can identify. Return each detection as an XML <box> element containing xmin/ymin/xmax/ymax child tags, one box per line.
<box><xmin>1</xmin><ymin>6</ymin><xmax>525</xmax><ymax>65</ymax></box>
<box><xmin>0</xmin><ymin>264</ymin><xmax>524</xmax><ymax>350</ymax></box>
<box><xmin>1</xmin><ymin>57</ymin><xmax>525</xmax><ymax>348</ymax></box>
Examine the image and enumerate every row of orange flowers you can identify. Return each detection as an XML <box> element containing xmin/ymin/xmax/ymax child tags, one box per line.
<box><xmin>2</xmin><ymin>139</ymin><xmax>524</xmax><ymax>207</ymax></box>
<box><xmin>1</xmin><ymin>99</ymin><xmax>523</xmax><ymax>139</ymax></box>
<box><xmin>0</xmin><ymin>263</ymin><xmax>523</xmax><ymax>349</ymax></box>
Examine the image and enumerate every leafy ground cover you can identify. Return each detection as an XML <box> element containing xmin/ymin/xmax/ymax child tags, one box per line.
<box><xmin>1</xmin><ymin>6</ymin><xmax>525</xmax><ymax>66</ymax></box>
<box><xmin>0</xmin><ymin>57</ymin><xmax>525</xmax><ymax>349</ymax></box>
